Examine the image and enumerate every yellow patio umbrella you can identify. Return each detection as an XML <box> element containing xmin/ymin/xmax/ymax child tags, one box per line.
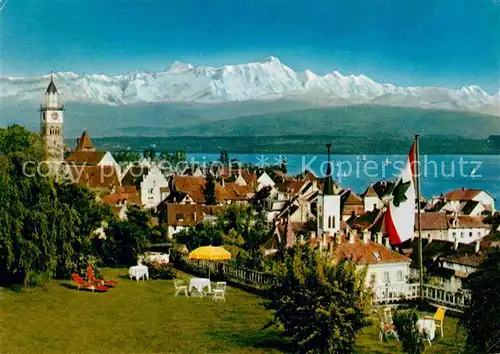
<box><xmin>188</xmin><ymin>245</ymin><xmax>231</xmax><ymax>279</ymax></box>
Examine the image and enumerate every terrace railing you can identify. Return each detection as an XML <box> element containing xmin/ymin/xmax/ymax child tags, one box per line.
<box><xmin>172</xmin><ymin>250</ymin><xmax>471</xmax><ymax>311</ymax></box>
<box><xmin>372</xmin><ymin>283</ymin><xmax>471</xmax><ymax>312</ymax></box>
<box><xmin>172</xmin><ymin>250</ymin><xmax>278</xmax><ymax>290</ymax></box>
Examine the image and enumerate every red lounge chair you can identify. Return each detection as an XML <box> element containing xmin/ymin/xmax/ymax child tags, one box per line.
<box><xmin>71</xmin><ymin>273</ymin><xmax>108</xmax><ymax>293</ymax></box>
<box><xmin>87</xmin><ymin>265</ymin><xmax>119</xmax><ymax>287</ymax></box>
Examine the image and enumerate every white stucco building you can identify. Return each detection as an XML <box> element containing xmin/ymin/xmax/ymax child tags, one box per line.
<box><xmin>362</xmin><ymin>184</ymin><xmax>383</xmax><ymax>212</ymax></box>
<box><xmin>330</xmin><ymin>231</ymin><xmax>411</xmax><ymax>288</ymax></box>
<box><xmin>121</xmin><ymin>165</ymin><xmax>168</xmax><ymax>209</ymax></box>
<box><xmin>417</xmin><ymin>212</ymin><xmax>490</xmax><ymax>244</ymax></box>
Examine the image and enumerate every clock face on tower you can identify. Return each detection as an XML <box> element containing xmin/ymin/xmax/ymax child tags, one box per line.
<box><xmin>51</xmin><ymin>112</ymin><xmax>59</xmax><ymax>121</ymax></box>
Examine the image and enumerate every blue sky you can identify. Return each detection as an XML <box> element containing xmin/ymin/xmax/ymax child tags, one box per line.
<box><xmin>2</xmin><ymin>0</ymin><xmax>499</xmax><ymax>93</ymax></box>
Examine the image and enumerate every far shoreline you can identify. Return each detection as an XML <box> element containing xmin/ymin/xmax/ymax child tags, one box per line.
<box><xmin>77</xmin><ymin>134</ymin><xmax>500</xmax><ymax>155</ymax></box>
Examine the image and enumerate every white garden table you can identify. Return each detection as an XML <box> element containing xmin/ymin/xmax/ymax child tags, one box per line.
<box><xmin>417</xmin><ymin>318</ymin><xmax>436</xmax><ymax>341</ymax></box>
<box><xmin>129</xmin><ymin>265</ymin><xmax>149</xmax><ymax>281</ymax></box>
<box><xmin>145</xmin><ymin>252</ymin><xmax>169</xmax><ymax>264</ymax></box>
<box><xmin>189</xmin><ymin>278</ymin><xmax>211</xmax><ymax>294</ymax></box>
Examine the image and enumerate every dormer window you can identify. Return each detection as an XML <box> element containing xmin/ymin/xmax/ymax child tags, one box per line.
<box><xmin>372</xmin><ymin>252</ymin><xmax>382</xmax><ymax>261</ymax></box>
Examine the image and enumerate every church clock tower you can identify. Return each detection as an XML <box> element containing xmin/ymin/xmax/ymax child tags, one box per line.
<box><xmin>40</xmin><ymin>77</ymin><xmax>64</xmax><ymax>162</ymax></box>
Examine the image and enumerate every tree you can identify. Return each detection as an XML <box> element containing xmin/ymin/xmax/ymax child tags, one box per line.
<box><xmin>280</xmin><ymin>157</ymin><xmax>288</xmax><ymax>174</ymax></box>
<box><xmin>460</xmin><ymin>249</ymin><xmax>500</xmax><ymax>353</ymax></box>
<box><xmin>143</xmin><ymin>148</ymin><xmax>156</xmax><ymax>161</ymax></box>
<box><xmin>204</xmin><ymin>173</ymin><xmax>217</xmax><ymax>205</ymax></box>
<box><xmin>218</xmin><ymin>149</ymin><xmax>229</xmax><ymax>165</ymax></box>
<box><xmin>161</xmin><ymin>149</ymin><xmax>187</xmax><ymax>165</ymax></box>
<box><xmin>174</xmin><ymin>204</ymin><xmax>271</xmax><ymax>270</ymax></box>
<box><xmin>393</xmin><ymin>309</ymin><xmax>426</xmax><ymax>354</ymax></box>
<box><xmin>0</xmin><ymin>126</ymin><xmax>111</xmax><ymax>284</ymax></box>
<box><xmin>113</xmin><ymin>151</ymin><xmax>141</xmax><ymax>164</ymax></box>
<box><xmin>265</xmin><ymin>245</ymin><xmax>371</xmax><ymax>353</ymax></box>
<box><xmin>97</xmin><ymin>206</ymin><xmax>151</xmax><ymax>266</ymax></box>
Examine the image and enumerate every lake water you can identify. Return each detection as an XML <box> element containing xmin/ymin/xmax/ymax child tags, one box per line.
<box><xmin>188</xmin><ymin>153</ymin><xmax>500</xmax><ymax>200</ymax></box>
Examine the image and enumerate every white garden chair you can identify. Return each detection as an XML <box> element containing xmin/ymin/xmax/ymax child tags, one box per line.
<box><xmin>174</xmin><ymin>280</ymin><xmax>188</xmax><ymax>297</ymax></box>
<box><xmin>190</xmin><ymin>286</ymin><xmax>205</xmax><ymax>298</ymax></box>
<box><xmin>213</xmin><ymin>282</ymin><xmax>226</xmax><ymax>302</ymax></box>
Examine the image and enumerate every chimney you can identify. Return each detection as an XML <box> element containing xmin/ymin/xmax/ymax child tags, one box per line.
<box><xmin>384</xmin><ymin>237</ymin><xmax>391</xmax><ymax>249</ymax></box>
<box><xmin>454</xmin><ymin>238</ymin><xmax>459</xmax><ymax>250</ymax></box>
<box><xmin>328</xmin><ymin>239</ymin><xmax>333</xmax><ymax>252</ymax></box>
<box><xmin>475</xmin><ymin>240</ymin><xmax>480</xmax><ymax>253</ymax></box>
<box><xmin>349</xmin><ymin>231</ymin><xmax>356</xmax><ymax>244</ymax></box>
<box><xmin>336</xmin><ymin>232</ymin><xmax>342</xmax><ymax>245</ymax></box>
<box><xmin>362</xmin><ymin>230</ymin><xmax>370</xmax><ymax>244</ymax></box>
<box><xmin>376</xmin><ymin>232</ymin><xmax>383</xmax><ymax>245</ymax></box>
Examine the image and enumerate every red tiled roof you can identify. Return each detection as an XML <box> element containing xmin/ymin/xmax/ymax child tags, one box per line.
<box><xmin>444</xmin><ymin>188</ymin><xmax>483</xmax><ymax>201</ymax></box>
<box><xmin>342</xmin><ymin>204</ymin><xmax>365</xmax><ymax>217</ymax></box>
<box><xmin>344</xmin><ymin>190</ymin><xmax>364</xmax><ymax>205</ymax></box>
<box><xmin>222</xmin><ymin>182</ymin><xmax>253</xmax><ymax>201</ymax></box>
<box><xmin>172</xmin><ymin>176</ymin><xmax>253</xmax><ymax>204</ymax></box>
<box><xmin>115</xmin><ymin>186</ymin><xmax>137</xmax><ymax>194</ymax></box>
<box><xmin>166</xmin><ymin>203</ymin><xmax>205</xmax><ymax>227</ymax></box>
<box><xmin>75</xmin><ymin>131</ymin><xmax>94</xmax><ymax>151</ymax></box>
<box><xmin>66</xmin><ymin>151</ymin><xmax>106</xmax><ymax>165</ymax></box>
<box><xmin>449</xmin><ymin>215</ymin><xmax>489</xmax><ymax>229</ymax></box>
<box><xmin>362</xmin><ymin>184</ymin><xmax>379</xmax><ymax>198</ymax></box>
<box><xmin>332</xmin><ymin>235</ymin><xmax>410</xmax><ymax>264</ymax></box>
<box><xmin>277</xmin><ymin>180</ymin><xmax>307</xmax><ymax>195</ymax></box>
<box><xmin>67</xmin><ymin>165</ymin><xmax>119</xmax><ymax>189</ymax></box>
<box><xmin>102</xmin><ymin>186</ymin><xmax>140</xmax><ymax>206</ymax></box>
<box><xmin>417</xmin><ymin>212</ymin><xmax>449</xmax><ymax>230</ymax></box>
<box><xmin>240</xmin><ymin>170</ymin><xmax>258</xmax><ymax>187</ymax></box>
<box><xmin>350</xmin><ymin>209</ymin><xmax>384</xmax><ymax>231</ymax></box>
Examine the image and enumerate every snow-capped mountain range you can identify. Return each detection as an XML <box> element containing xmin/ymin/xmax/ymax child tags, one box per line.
<box><xmin>1</xmin><ymin>56</ymin><xmax>499</xmax><ymax>115</ymax></box>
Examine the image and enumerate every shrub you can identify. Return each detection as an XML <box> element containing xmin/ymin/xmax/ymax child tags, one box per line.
<box><xmin>265</xmin><ymin>245</ymin><xmax>371</xmax><ymax>353</ymax></box>
<box><xmin>24</xmin><ymin>271</ymin><xmax>44</xmax><ymax>287</ymax></box>
<box><xmin>145</xmin><ymin>262</ymin><xmax>176</xmax><ymax>280</ymax></box>
<box><xmin>393</xmin><ymin>309</ymin><xmax>426</xmax><ymax>354</ymax></box>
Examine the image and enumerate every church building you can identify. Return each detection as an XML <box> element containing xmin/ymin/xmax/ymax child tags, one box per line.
<box><xmin>40</xmin><ymin>77</ymin><xmax>64</xmax><ymax>162</ymax></box>
<box><xmin>318</xmin><ymin>144</ymin><xmax>341</xmax><ymax>237</ymax></box>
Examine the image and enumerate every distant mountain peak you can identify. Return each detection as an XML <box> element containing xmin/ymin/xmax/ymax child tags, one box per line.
<box><xmin>166</xmin><ymin>60</ymin><xmax>194</xmax><ymax>73</ymax></box>
<box><xmin>1</xmin><ymin>56</ymin><xmax>498</xmax><ymax>116</ymax></box>
<box><xmin>259</xmin><ymin>55</ymin><xmax>281</xmax><ymax>64</ymax></box>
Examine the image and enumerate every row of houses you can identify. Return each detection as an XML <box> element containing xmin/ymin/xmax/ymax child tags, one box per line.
<box><xmin>62</xmin><ymin>133</ymin><xmax>498</xmax><ymax>293</ymax></box>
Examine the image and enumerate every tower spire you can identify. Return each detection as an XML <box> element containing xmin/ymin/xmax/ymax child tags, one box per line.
<box><xmin>46</xmin><ymin>72</ymin><xmax>58</xmax><ymax>94</ymax></box>
<box><xmin>323</xmin><ymin>143</ymin><xmax>334</xmax><ymax>195</ymax></box>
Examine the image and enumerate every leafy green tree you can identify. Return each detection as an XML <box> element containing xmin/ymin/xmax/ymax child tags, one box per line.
<box><xmin>175</xmin><ymin>222</ymin><xmax>223</xmax><ymax>250</ymax></box>
<box><xmin>460</xmin><ymin>249</ymin><xmax>500</xmax><ymax>353</ymax></box>
<box><xmin>280</xmin><ymin>157</ymin><xmax>288</xmax><ymax>174</ymax></box>
<box><xmin>0</xmin><ymin>126</ymin><xmax>111</xmax><ymax>284</ymax></box>
<box><xmin>174</xmin><ymin>204</ymin><xmax>271</xmax><ymax>270</ymax></box>
<box><xmin>113</xmin><ymin>151</ymin><xmax>141</xmax><ymax>164</ymax></box>
<box><xmin>265</xmin><ymin>245</ymin><xmax>371</xmax><ymax>353</ymax></box>
<box><xmin>97</xmin><ymin>206</ymin><xmax>151</xmax><ymax>266</ymax></box>
<box><xmin>204</xmin><ymin>173</ymin><xmax>217</xmax><ymax>205</ymax></box>
<box><xmin>393</xmin><ymin>309</ymin><xmax>426</xmax><ymax>354</ymax></box>
<box><xmin>143</xmin><ymin>148</ymin><xmax>156</xmax><ymax>161</ymax></box>
<box><xmin>161</xmin><ymin>149</ymin><xmax>187</xmax><ymax>165</ymax></box>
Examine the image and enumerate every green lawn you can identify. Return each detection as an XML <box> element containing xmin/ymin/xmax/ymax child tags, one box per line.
<box><xmin>1</xmin><ymin>268</ymin><xmax>464</xmax><ymax>353</ymax></box>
